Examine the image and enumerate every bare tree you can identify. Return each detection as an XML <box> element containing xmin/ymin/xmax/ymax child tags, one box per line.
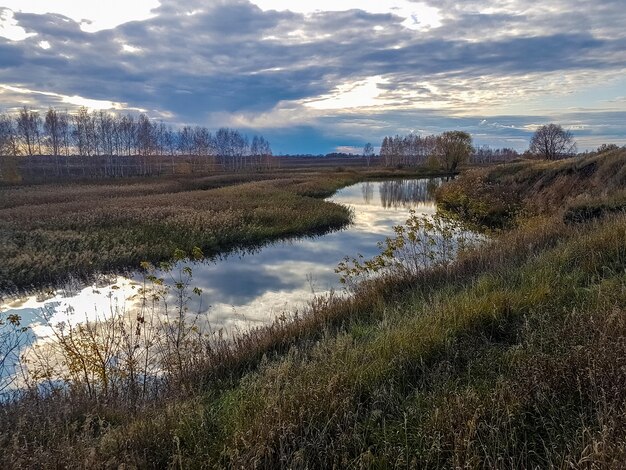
<box><xmin>214</xmin><ymin>127</ymin><xmax>230</xmax><ymax>168</ymax></box>
<box><xmin>44</xmin><ymin>108</ymin><xmax>65</xmax><ymax>176</ymax></box>
<box><xmin>251</xmin><ymin>135</ymin><xmax>261</xmax><ymax>169</ymax></box>
<box><xmin>192</xmin><ymin>126</ymin><xmax>212</xmax><ymax>171</ymax></box>
<box><xmin>214</xmin><ymin>128</ymin><xmax>248</xmax><ymax>170</ymax></box>
<box><xmin>379</xmin><ymin>134</ymin><xmax>438</xmax><ymax>167</ymax></box>
<box><xmin>472</xmin><ymin>145</ymin><xmax>519</xmax><ymax>164</ymax></box>
<box><xmin>44</xmin><ymin>108</ymin><xmax>62</xmax><ymax>157</ymax></box>
<box><xmin>0</xmin><ymin>113</ymin><xmax>19</xmax><ymax>156</ymax></box>
<box><xmin>119</xmin><ymin>114</ymin><xmax>137</xmax><ymax>157</ymax></box>
<box><xmin>0</xmin><ymin>113</ymin><xmax>20</xmax><ymax>182</ymax></box>
<box><xmin>16</xmin><ymin>107</ymin><xmax>41</xmax><ymax>156</ymax></box>
<box><xmin>87</xmin><ymin>110</ymin><xmax>98</xmax><ymax>156</ymax></box>
<box><xmin>597</xmin><ymin>143</ymin><xmax>619</xmax><ymax>153</ymax></box>
<box><xmin>529</xmin><ymin>124</ymin><xmax>576</xmax><ymax>160</ymax></box>
<box><xmin>97</xmin><ymin>111</ymin><xmax>115</xmax><ymax>156</ymax></box>
<box><xmin>58</xmin><ymin>111</ymin><xmax>71</xmax><ymax>157</ymax></box>
<box><xmin>251</xmin><ymin>135</ymin><xmax>273</xmax><ymax>169</ymax></box>
<box><xmin>95</xmin><ymin>111</ymin><xmax>115</xmax><ymax>175</ymax></box>
<box><xmin>258</xmin><ymin>136</ymin><xmax>273</xmax><ymax>169</ymax></box>
<box><xmin>2</xmin><ymin>107</ymin><xmax>273</xmax><ymax>178</ymax></box>
<box><xmin>380</xmin><ymin>136</ymin><xmax>391</xmax><ymax>166</ymax></box>
<box><xmin>363</xmin><ymin>142</ymin><xmax>374</xmax><ymax>167</ymax></box>
<box><xmin>137</xmin><ymin>114</ymin><xmax>154</xmax><ymax>157</ymax></box>
<box><xmin>232</xmin><ymin>131</ymin><xmax>249</xmax><ymax>170</ymax></box>
<box><xmin>72</xmin><ymin>107</ymin><xmax>92</xmax><ymax>157</ymax></box>
<box><xmin>178</xmin><ymin>126</ymin><xmax>194</xmax><ymax>157</ymax></box>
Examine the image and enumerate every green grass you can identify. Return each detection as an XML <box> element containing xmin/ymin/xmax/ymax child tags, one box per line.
<box><xmin>117</xmin><ymin>214</ymin><xmax>616</xmax><ymax>469</ymax></box>
<box><xmin>2</xmin><ymin>151</ymin><xmax>626</xmax><ymax>468</ymax></box>
<box><xmin>46</xmin><ymin>208</ymin><xmax>621</xmax><ymax>469</ymax></box>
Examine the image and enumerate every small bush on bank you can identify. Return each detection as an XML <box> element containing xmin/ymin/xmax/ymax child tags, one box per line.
<box><xmin>435</xmin><ymin>170</ymin><xmax>521</xmax><ymax>229</ymax></box>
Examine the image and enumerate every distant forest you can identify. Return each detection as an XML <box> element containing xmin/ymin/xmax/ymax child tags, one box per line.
<box><xmin>0</xmin><ymin>106</ymin><xmax>273</xmax><ymax>177</ymax></box>
<box><xmin>379</xmin><ymin>133</ymin><xmax>519</xmax><ymax>167</ymax></box>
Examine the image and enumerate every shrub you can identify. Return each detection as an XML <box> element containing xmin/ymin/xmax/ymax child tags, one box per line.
<box><xmin>435</xmin><ymin>170</ymin><xmax>521</xmax><ymax>229</ymax></box>
<box><xmin>336</xmin><ymin>211</ymin><xmax>475</xmax><ymax>290</ymax></box>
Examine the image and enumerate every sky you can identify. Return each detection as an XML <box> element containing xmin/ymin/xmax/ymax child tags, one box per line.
<box><xmin>0</xmin><ymin>1</ymin><xmax>625</xmax><ymax>154</ymax></box>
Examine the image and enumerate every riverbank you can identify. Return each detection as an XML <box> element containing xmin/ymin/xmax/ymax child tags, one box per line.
<box><xmin>0</xmin><ymin>165</ymin><xmax>449</xmax><ymax>297</ymax></box>
<box><xmin>2</xmin><ymin>149</ymin><xmax>625</xmax><ymax>468</ymax></box>
<box><xmin>1</xmin><ymin>178</ymin><xmax>446</xmax><ymax>349</ymax></box>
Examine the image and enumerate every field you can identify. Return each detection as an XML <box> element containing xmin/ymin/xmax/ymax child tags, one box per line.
<box><xmin>0</xmin><ymin>162</ymin><xmax>446</xmax><ymax>296</ymax></box>
<box><xmin>1</xmin><ymin>149</ymin><xmax>626</xmax><ymax>468</ymax></box>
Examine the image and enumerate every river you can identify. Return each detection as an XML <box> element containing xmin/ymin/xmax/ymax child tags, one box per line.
<box><xmin>1</xmin><ymin>177</ymin><xmax>444</xmax><ymax>350</ymax></box>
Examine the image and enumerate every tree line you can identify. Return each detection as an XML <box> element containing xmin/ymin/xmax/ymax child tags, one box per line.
<box><xmin>0</xmin><ymin>106</ymin><xmax>273</xmax><ymax>177</ymax></box>
<box><xmin>379</xmin><ymin>134</ymin><xmax>439</xmax><ymax>167</ymax></box>
<box><xmin>373</xmin><ymin>123</ymin><xmax>589</xmax><ymax>170</ymax></box>
<box><xmin>377</xmin><ymin>131</ymin><xmax>481</xmax><ymax>171</ymax></box>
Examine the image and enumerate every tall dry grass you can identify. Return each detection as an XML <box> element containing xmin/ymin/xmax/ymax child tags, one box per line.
<box><xmin>1</xmin><ymin>152</ymin><xmax>625</xmax><ymax>468</ymax></box>
<box><xmin>0</xmin><ymin>172</ymin><xmax>348</xmax><ymax>295</ymax></box>
<box><xmin>0</xmin><ymin>166</ymin><xmax>447</xmax><ymax>296</ymax></box>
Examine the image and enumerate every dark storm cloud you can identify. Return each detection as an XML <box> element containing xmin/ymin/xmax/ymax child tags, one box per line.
<box><xmin>354</xmin><ymin>33</ymin><xmax>608</xmax><ymax>81</ymax></box>
<box><xmin>0</xmin><ymin>42</ymin><xmax>23</xmax><ymax>68</ymax></box>
<box><xmin>3</xmin><ymin>2</ymin><xmax>339</xmax><ymax>116</ymax></box>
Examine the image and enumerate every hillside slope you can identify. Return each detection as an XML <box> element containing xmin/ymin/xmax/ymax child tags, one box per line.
<box><xmin>437</xmin><ymin>148</ymin><xmax>626</xmax><ymax>229</ymax></box>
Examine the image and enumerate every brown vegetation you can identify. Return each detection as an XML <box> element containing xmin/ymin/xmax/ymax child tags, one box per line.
<box><xmin>1</xmin><ymin>149</ymin><xmax>626</xmax><ymax>468</ymax></box>
<box><xmin>0</xmin><ymin>165</ymin><xmax>446</xmax><ymax>296</ymax></box>
<box><xmin>436</xmin><ymin>146</ymin><xmax>626</xmax><ymax>229</ymax></box>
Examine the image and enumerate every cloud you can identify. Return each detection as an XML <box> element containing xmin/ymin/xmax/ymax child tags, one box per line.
<box><xmin>0</xmin><ymin>0</ymin><xmax>624</xmax><ymax>151</ymax></box>
<box><xmin>0</xmin><ymin>41</ymin><xmax>23</xmax><ymax>68</ymax></box>
<box><xmin>0</xmin><ymin>1</ymin><xmax>160</xmax><ymax>35</ymax></box>
<box><xmin>0</xmin><ymin>84</ymin><xmax>147</xmax><ymax>112</ymax></box>
<box><xmin>249</xmin><ymin>1</ymin><xmax>443</xmax><ymax>30</ymax></box>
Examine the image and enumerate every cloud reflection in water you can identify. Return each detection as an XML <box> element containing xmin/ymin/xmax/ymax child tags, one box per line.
<box><xmin>0</xmin><ymin>178</ymin><xmax>443</xmax><ymax>339</ymax></box>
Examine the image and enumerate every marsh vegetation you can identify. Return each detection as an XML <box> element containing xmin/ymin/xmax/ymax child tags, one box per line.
<box><xmin>1</xmin><ymin>147</ymin><xmax>626</xmax><ymax>468</ymax></box>
<box><xmin>0</xmin><ymin>165</ymin><xmax>449</xmax><ymax>297</ymax></box>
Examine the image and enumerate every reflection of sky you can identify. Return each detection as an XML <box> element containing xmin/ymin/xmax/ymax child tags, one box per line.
<box><xmin>1</xmin><ymin>178</ymin><xmax>442</xmax><ymax>340</ymax></box>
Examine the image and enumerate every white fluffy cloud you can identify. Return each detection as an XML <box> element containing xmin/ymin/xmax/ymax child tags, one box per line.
<box><xmin>0</xmin><ymin>0</ymin><xmax>160</xmax><ymax>37</ymax></box>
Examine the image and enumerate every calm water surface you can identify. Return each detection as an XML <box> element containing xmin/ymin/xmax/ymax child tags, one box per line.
<box><xmin>1</xmin><ymin>178</ymin><xmax>443</xmax><ymax>341</ymax></box>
